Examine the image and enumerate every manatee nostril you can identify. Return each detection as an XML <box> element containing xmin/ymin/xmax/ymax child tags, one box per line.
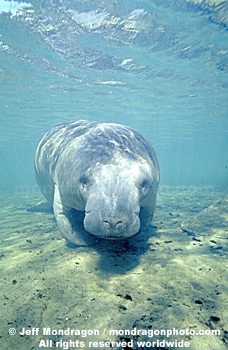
<box><xmin>102</xmin><ymin>219</ymin><xmax>124</xmax><ymax>230</ymax></box>
<box><xmin>103</xmin><ymin>221</ymin><xmax>110</xmax><ymax>229</ymax></box>
<box><xmin>115</xmin><ymin>221</ymin><xmax>124</xmax><ymax>229</ymax></box>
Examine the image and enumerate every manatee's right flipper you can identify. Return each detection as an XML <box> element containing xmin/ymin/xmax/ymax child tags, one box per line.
<box><xmin>53</xmin><ymin>185</ymin><xmax>98</xmax><ymax>246</ymax></box>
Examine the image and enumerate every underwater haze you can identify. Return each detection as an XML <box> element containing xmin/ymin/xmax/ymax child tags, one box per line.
<box><xmin>0</xmin><ymin>0</ymin><xmax>227</xmax><ymax>192</ymax></box>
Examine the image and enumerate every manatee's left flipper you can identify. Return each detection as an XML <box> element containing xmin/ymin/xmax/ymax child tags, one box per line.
<box><xmin>139</xmin><ymin>206</ymin><xmax>154</xmax><ymax>231</ymax></box>
<box><xmin>53</xmin><ymin>185</ymin><xmax>98</xmax><ymax>246</ymax></box>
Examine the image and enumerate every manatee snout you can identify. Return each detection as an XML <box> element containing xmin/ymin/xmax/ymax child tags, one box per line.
<box><xmin>84</xmin><ymin>191</ymin><xmax>141</xmax><ymax>239</ymax></box>
<box><xmin>84</xmin><ymin>210</ymin><xmax>140</xmax><ymax>239</ymax></box>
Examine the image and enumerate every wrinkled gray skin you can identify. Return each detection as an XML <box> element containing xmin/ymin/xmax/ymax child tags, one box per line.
<box><xmin>34</xmin><ymin>120</ymin><xmax>160</xmax><ymax>246</ymax></box>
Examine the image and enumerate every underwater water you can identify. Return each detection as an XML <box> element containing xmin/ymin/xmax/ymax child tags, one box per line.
<box><xmin>0</xmin><ymin>0</ymin><xmax>228</xmax><ymax>349</ymax></box>
<box><xmin>0</xmin><ymin>0</ymin><xmax>227</xmax><ymax>191</ymax></box>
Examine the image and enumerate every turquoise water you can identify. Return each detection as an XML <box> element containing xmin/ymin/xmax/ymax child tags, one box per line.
<box><xmin>1</xmin><ymin>2</ymin><xmax>228</xmax><ymax>349</ymax></box>
<box><xmin>0</xmin><ymin>0</ymin><xmax>228</xmax><ymax>191</ymax></box>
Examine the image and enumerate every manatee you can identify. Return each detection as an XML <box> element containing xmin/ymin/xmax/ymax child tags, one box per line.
<box><xmin>34</xmin><ymin>120</ymin><xmax>160</xmax><ymax>246</ymax></box>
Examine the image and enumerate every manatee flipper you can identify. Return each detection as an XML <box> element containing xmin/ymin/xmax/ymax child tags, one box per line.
<box><xmin>53</xmin><ymin>185</ymin><xmax>98</xmax><ymax>246</ymax></box>
<box><xmin>139</xmin><ymin>206</ymin><xmax>154</xmax><ymax>231</ymax></box>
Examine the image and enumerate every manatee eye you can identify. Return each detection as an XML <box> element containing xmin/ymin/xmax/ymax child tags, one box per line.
<box><xmin>140</xmin><ymin>180</ymin><xmax>150</xmax><ymax>196</ymax></box>
<box><xmin>80</xmin><ymin>176</ymin><xmax>89</xmax><ymax>191</ymax></box>
<box><xmin>81</xmin><ymin>179</ymin><xmax>87</xmax><ymax>189</ymax></box>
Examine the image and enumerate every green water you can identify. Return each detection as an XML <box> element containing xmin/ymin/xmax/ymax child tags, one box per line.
<box><xmin>0</xmin><ymin>0</ymin><xmax>228</xmax><ymax>192</ymax></box>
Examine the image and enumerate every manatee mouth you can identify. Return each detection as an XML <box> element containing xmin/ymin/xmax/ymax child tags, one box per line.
<box><xmin>93</xmin><ymin>232</ymin><xmax>137</xmax><ymax>240</ymax></box>
<box><xmin>97</xmin><ymin>235</ymin><xmax>129</xmax><ymax>240</ymax></box>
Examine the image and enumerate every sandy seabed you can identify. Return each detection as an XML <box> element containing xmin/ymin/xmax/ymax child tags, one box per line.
<box><xmin>0</xmin><ymin>186</ymin><xmax>227</xmax><ymax>350</ymax></box>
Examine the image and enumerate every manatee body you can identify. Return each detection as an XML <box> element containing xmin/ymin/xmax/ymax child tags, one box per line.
<box><xmin>34</xmin><ymin>120</ymin><xmax>160</xmax><ymax>245</ymax></box>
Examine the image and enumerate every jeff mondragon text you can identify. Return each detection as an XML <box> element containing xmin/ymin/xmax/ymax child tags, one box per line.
<box><xmin>19</xmin><ymin>327</ymin><xmax>220</xmax><ymax>337</ymax></box>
